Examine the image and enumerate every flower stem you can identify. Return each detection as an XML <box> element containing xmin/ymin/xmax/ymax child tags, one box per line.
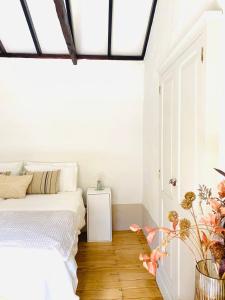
<box><xmin>190</xmin><ymin>207</ymin><xmax>209</xmax><ymax>275</ymax></box>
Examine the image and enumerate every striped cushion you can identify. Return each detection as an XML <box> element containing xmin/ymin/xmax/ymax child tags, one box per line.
<box><xmin>26</xmin><ymin>170</ymin><xmax>60</xmax><ymax>194</ymax></box>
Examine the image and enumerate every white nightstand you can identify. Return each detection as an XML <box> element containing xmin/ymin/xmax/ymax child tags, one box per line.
<box><xmin>87</xmin><ymin>187</ymin><xmax>112</xmax><ymax>242</ymax></box>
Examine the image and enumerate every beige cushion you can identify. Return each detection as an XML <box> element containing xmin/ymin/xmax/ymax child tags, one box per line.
<box><xmin>0</xmin><ymin>175</ymin><xmax>33</xmax><ymax>199</ymax></box>
<box><xmin>26</xmin><ymin>170</ymin><xmax>60</xmax><ymax>194</ymax></box>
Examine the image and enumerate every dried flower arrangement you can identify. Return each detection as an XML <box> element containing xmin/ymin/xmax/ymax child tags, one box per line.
<box><xmin>130</xmin><ymin>169</ymin><xmax>225</xmax><ymax>278</ymax></box>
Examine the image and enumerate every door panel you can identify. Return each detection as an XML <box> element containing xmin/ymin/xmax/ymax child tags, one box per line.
<box><xmin>159</xmin><ymin>37</ymin><xmax>204</xmax><ymax>300</ymax></box>
<box><xmin>179</xmin><ymin>46</ymin><xmax>203</xmax><ymax>195</ymax></box>
<box><xmin>162</xmin><ymin>75</ymin><xmax>174</xmax><ymax>197</ymax></box>
<box><xmin>177</xmin><ymin>40</ymin><xmax>204</xmax><ymax>300</ymax></box>
<box><xmin>160</xmin><ymin>68</ymin><xmax>178</xmax><ymax>298</ymax></box>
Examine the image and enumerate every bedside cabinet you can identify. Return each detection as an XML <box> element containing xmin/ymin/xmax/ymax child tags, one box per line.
<box><xmin>87</xmin><ymin>188</ymin><xmax>112</xmax><ymax>242</ymax></box>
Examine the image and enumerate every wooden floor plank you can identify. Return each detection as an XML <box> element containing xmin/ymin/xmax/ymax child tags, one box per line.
<box><xmin>76</xmin><ymin>231</ymin><xmax>163</xmax><ymax>300</ymax></box>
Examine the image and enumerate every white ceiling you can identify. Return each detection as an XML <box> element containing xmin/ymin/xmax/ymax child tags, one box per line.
<box><xmin>27</xmin><ymin>0</ymin><xmax>69</xmax><ymax>54</ymax></box>
<box><xmin>0</xmin><ymin>1</ymin><xmax>35</xmax><ymax>53</ymax></box>
<box><xmin>112</xmin><ymin>0</ymin><xmax>153</xmax><ymax>55</ymax></box>
<box><xmin>0</xmin><ymin>0</ymin><xmax>154</xmax><ymax>57</ymax></box>
<box><xmin>71</xmin><ymin>0</ymin><xmax>109</xmax><ymax>55</ymax></box>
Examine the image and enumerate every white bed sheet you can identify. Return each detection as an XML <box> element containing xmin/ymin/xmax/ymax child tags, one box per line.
<box><xmin>0</xmin><ymin>189</ymin><xmax>85</xmax><ymax>300</ymax></box>
<box><xmin>0</xmin><ymin>189</ymin><xmax>84</xmax><ymax>225</ymax></box>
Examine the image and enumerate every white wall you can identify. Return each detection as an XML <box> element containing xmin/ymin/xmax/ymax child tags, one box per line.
<box><xmin>143</xmin><ymin>0</ymin><xmax>223</xmax><ymax>224</ymax></box>
<box><xmin>0</xmin><ymin>59</ymin><xmax>144</xmax><ymax>205</ymax></box>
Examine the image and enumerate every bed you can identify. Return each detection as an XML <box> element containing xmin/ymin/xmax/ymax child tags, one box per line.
<box><xmin>0</xmin><ymin>189</ymin><xmax>85</xmax><ymax>300</ymax></box>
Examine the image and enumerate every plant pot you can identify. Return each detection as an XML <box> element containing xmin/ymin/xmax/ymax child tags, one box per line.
<box><xmin>195</xmin><ymin>260</ymin><xmax>225</xmax><ymax>300</ymax></box>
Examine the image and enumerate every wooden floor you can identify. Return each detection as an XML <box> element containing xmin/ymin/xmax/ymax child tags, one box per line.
<box><xmin>76</xmin><ymin>231</ymin><xmax>163</xmax><ymax>300</ymax></box>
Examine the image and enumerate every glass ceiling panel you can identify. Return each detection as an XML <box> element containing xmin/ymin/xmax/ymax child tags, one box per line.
<box><xmin>27</xmin><ymin>0</ymin><xmax>69</xmax><ymax>54</ymax></box>
<box><xmin>0</xmin><ymin>0</ymin><xmax>36</xmax><ymax>53</ymax></box>
<box><xmin>71</xmin><ymin>0</ymin><xmax>108</xmax><ymax>55</ymax></box>
<box><xmin>112</xmin><ymin>0</ymin><xmax>153</xmax><ymax>56</ymax></box>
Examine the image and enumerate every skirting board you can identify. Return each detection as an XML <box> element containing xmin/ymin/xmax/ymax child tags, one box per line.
<box><xmin>143</xmin><ymin>205</ymin><xmax>159</xmax><ymax>248</ymax></box>
<box><xmin>82</xmin><ymin>203</ymin><xmax>143</xmax><ymax>232</ymax></box>
<box><xmin>112</xmin><ymin>204</ymin><xmax>143</xmax><ymax>231</ymax></box>
<box><xmin>156</xmin><ymin>270</ymin><xmax>174</xmax><ymax>300</ymax></box>
<box><xmin>82</xmin><ymin>202</ymin><xmax>173</xmax><ymax>299</ymax></box>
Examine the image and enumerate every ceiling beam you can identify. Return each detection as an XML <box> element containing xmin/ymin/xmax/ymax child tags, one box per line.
<box><xmin>0</xmin><ymin>53</ymin><xmax>143</xmax><ymax>61</ymax></box>
<box><xmin>53</xmin><ymin>0</ymin><xmax>77</xmax><ymax>65</ymax></box>
<box><xmin>65</xmin><ymin>0</ymin><xmax>75</xmax><ymax>42</ymax></box>
<box><xmin>20</xmin><ymin>0</ymin><xmax>42</xmax><ymax>55</ymax></box>
<box><xmin>142</xmin><ymin>0</ymin><xmax>157</xmax><ymax>59</ymax></box>
<box><xmin>0</xmin><ymin>40</ymin><xmax>6</xmax><ymax>54</ymax></box>
<box><xmin>78</xmin><ymin>54</ymin><xmax>142</xmax><ymax>61</ymax></box>
<box><xmin>0</xmin><ymin>53</ymin><xmax>70</xmax><ymax>60</ymax></box>
<box><xmin>108</xmin><ymin>0</ymin><xmax>113</xmax><ymax>56</ymax></box>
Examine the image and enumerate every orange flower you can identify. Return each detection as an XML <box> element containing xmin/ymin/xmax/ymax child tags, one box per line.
<box><xmin>209</xmin><ymin>198</ymin><xmax>222</xmax><ymax>212</ymax></box>
<box><xmin>143</xmin><ymin>261</ymin><xmax>157</xmax><ymax>276</ymax></box>
<box><xmin>142</xmin><ymin>249</ymin><xmax>167</xmax><ymax>276</ymax></box>
<box><xmin>147</xmin><ymin>230</ymin><xmax>157</xmax><ymax>244</ymax></box>
<box><xmin>209</xmin><ymin>198</ymin><xmax>225</xmax><ymax>216</ymax></box>
<box><xmin>201</xmin><ymin>231</ymin><xmax>214</xmax><ymax>251</ymax></box>
<box><xmin>144</xmin><ymin>226</ymin><xmax>171</xmax><ymax>245</ymax></box>
<box><xmin>150</xmin><ymin>249</ymin><xmax>167</xmax><ymax>263</ymax></box>
<box><xmin>201</xmin><ymin>232</ymin><xmax>209</xmax><ymax>248</ymax></box>
<box><xmin>200</xmin><ymin>213</ymin><xmax>225</xmax><ymax>234</ymax></box>
<box><xmin>130</xmin><ymin>224</ymin><xmax>141</xmax><ymax>233</ymax></box>
<box><xmin>218</xmin><ymin>180</ymin><xmax>225</xmax><ymax>198</ymax></box>
<box><xmin>139</xmin><ymin>253</ymin><xmax>150</xmax><ymax>262</ymax></box>
<box><xmin>200</xmin><ymin>213</ymin><xmax>220</xmax><ymax>227</ymax></box>
<box><xmin>220</xmin><ymin>206</ymin><xmax>225</xmax><ymax>216</ymax></box>
<box><xmin>144</xmin><ymin>226</ymin><xmax>157</xmax><ymax>233</ymax></box>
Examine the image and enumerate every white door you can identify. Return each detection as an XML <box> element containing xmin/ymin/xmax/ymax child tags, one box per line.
<box><xmin>159</xmin><ymin>63</ymin><xmax>179</xmax><ymax>300</ymax></box>
<box><xmin>159</xmin><ymin>37</ymin><xmax>205</xmax><ymax>300</ymax></box>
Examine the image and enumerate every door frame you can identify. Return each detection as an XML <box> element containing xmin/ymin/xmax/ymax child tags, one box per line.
<box><xmin>156</xmin><ymin>11</ymin><xmax>222</xmax><ymax>300</ymax></box>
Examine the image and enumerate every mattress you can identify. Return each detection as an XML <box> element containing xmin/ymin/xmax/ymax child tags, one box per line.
<box><xmin>0</xmin><ymin>189</ymin><xmax>85</xmax><ymax>300</ymax></box>
<box><xmin>0</xmin><ymin>189</ymin><xmax>85</xmax><ymax>232</ymax></box>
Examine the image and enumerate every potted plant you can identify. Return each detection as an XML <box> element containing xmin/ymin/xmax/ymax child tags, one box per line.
<box><xmin>131</xmin><ymin>169</ymin><xmax>225</xmax><ymax>300</ymax></box>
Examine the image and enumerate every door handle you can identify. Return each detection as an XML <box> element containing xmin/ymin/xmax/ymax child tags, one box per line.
<box><xmin>169</xmin><ymin>178</ymin><xmax>177</xmax><ymax>187</ymax></box>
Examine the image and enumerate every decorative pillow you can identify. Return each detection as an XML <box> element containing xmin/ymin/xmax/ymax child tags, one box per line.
<box><xmin>0</xmin><ymin>175</ymin><xmax>33</xmax><ymax>199</ymax></box>
<box><xmin>0</xmin><ymin>171</ymin><xmax>11</xmax><ymax>175</ymax></box>
<box><xmin>0</xmin><ymin>162</ymin><xmax>23</xmax><ymax>175</ymax></box>
<box><xmin>26</xmin><ymin>170</ymin><xmax>60</xmax><ymax>194</ymax></box>
<box><xmin>24</xmin><ymin>162</ymin><xmax>78</xmax><ymax>192</ymax></box>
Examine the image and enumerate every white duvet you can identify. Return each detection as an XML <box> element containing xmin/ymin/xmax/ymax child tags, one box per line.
<box><xmin>0</xmin><ymin>189</ymin><xmax>85</xmax><ymax>300</ymax></box>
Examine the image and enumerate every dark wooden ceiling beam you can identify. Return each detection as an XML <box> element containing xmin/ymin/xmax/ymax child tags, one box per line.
<box><xmin>65</xmin><ymin>0</ymin><xmax>75</xmax><ymax>42</ymax></box>
<box><xmin>78</xmin><ymin>54</ymin><xmax>142</xmax><ymax>61</ymax></box>
<box><xmin>142</xmin><ymin>0</ymin><xmax>157</xmax><ymax>59</ymax></box>
<box><xmin>0</xmin><ymin>40</ymin><xmax>7</xmax><ymax>54</ymax></box>
<box><xmin>108</xmin><ymin>0</ymin><xmax>113</xmax><ymax>57</ymax></box>
<box><xmin>0</xmin><ymin>53</ymin><xmax>143</xmax><ymax>61</ymax></box>
<box><xmin>53</xmin><ymin>0</ymin><xmax>77</xmax><ymax>65</ymax></box>
<box><xmin>20</xmin><ymin>0</ymin><xmax>42</xmax><ymax>55</ymax></box>
<box><xmin>0</xmin><ymin>53</ymin><xmax>70</xmax><ymax>59</ymax></box>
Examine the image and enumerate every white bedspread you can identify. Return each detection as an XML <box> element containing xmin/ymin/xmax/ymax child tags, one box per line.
<box><xmin>0</xmin><ymin>189</ymin><xmax>85</xmax><ymax>300</ymax></box>
<box><xmin>0</xmin><ymin>211</ymin><xmax>78</xmax><ymax>260</ymax></box>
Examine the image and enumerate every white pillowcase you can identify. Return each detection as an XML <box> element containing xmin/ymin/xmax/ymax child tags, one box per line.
<box><xmin>24</xmin><ymin>162</ymin><xmax>78</xmax><ymax>192</ymax></box>
<box><xmin>0</xmin><ymin>162</ymin><xmax>23</xmax><ymax>175</ymax></box>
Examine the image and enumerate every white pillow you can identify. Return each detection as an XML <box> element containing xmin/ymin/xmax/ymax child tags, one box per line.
<box><xmin>24</xmin><ymin>162</ymin><xmax>78</xmax><ymax>192</ymax></box>
<box><xmin>0</xmin><ymin>162</ymin><xmax>23</xmax><ymax>175</ymax></box>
